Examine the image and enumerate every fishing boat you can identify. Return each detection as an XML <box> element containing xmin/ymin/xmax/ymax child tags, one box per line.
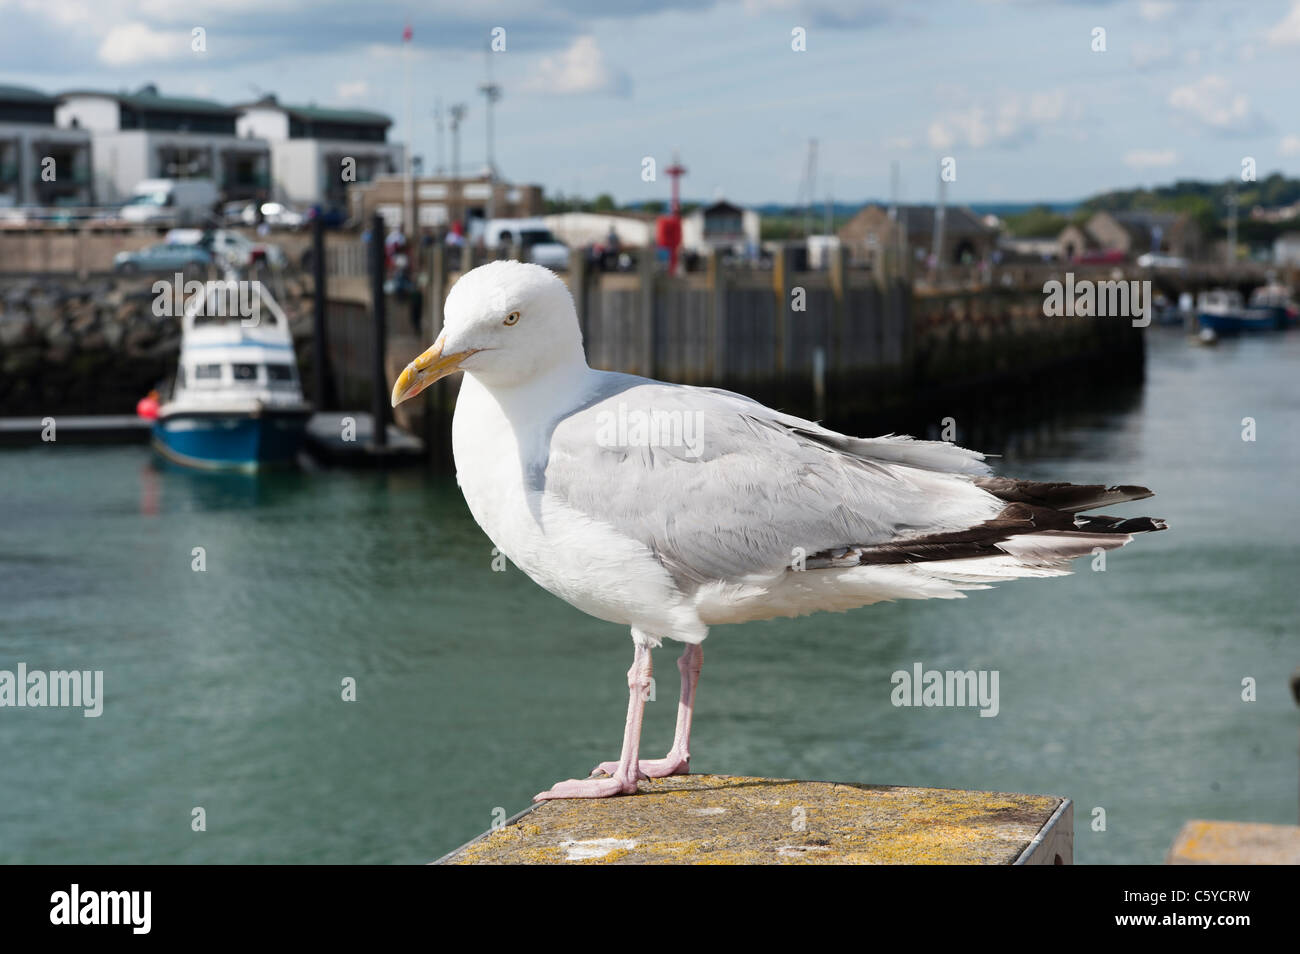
<box><xmin>144</xmin><ymin>279</ymin><xmax>312</xmax><ymax>470</ymax></box>
<box><xmin>1247</xmin><ymin>284</ymin><xmax>1297</xmax><ymax>328</ymax></box>
<box><xmin>1196</xmin><ymin>289</ymin><xmax>1285</xmax><ymax>334</ymax></box>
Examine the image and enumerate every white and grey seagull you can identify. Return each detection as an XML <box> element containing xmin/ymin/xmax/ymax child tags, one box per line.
<box><xmin>391</xmin><ymin>260</ymin><xmax>1165</xmax><ymax>801</ymax></box>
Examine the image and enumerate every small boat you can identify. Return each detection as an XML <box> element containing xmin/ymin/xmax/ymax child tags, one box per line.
<box><xmin>1196</xmin><ymin>289</ymin><xmax>1285</xmax><ymax>334</ymax></box>
<box><xmin>1247</xmin><ymin>284</ymin><xmax>1298</xmax><ymax>328</ymax></box>
<box><xmin>148</xmin><ymin>280</ymin><xmax>312</xmax><ymax>470</ymax></box>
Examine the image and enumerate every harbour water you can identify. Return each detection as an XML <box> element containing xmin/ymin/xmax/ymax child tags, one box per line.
<box><xmin>1</xmin><ymin>328</ymin><xmax>1296</xmax><ymax>864</ymax></box>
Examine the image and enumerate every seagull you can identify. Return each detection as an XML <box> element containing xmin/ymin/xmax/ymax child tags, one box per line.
<box><xmin>392</xmin><ymin>260</ymin><xmax>1165</xmax><ymax>801</ymax></box>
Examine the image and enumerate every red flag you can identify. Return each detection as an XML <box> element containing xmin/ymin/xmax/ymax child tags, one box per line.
<box><xmin>402</xmin><ymin>23</ymin><xmax>412</xmax><ymax>42</ymax></box>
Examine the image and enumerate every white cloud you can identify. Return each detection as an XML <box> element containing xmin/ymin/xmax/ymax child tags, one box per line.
<box><xmin>1282</xmin><ymin>134</ymin><xmax>1300</xmax><ymax>157</ymax></box>
<box><xmin>1123</xmin><ymin>149</ymin><xmax>1178</xmax><ymax>169</ymax></box>
<box><xmin>1138</xmin><ymin>1</ymin><xmax>1176</xmax><ymax>22</ymax></box>
<box><xmin>926</xmin><ymin>89</ymin><xmax>1069</xmax><ymax>150</ymax></box>
<box><xmin>1266</xmin><ymin>1</ymin><xmax>1300</xmax><ymax>46</ymax></box>
<box><xmin>885</xmin><ymin>135</ymin><xmax>913</xmax><ymax>151</ymax></box>
<box><xmin>97</xmin><ymin>22</ymin><xmax>191</xmax><ymax>66</ymax></box>
<box><xmin>1168</xmin><ymin>75</ymin><xmax>1267</xmax><ymax>135</ymax></box>
<box><xmin>1130</xmin><ymin>41</ymin><xmax>1175</xmax><ymax>71</ymax></box>
<box><xmin>335</xmin><ymin>81</ymin><xmax>370</xmax><ymax>101</ymax></box>
<box><xmin>741</xmin><ymin>0</ymin><xmax>894</xmax><ymax>27</ymax></box>
<box><xmin>525</xmin><ymin>35</ymin><xmax>630</xmax><ymax>96</ymax></box>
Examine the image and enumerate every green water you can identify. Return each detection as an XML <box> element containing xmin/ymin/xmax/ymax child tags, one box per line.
<box><xmin>1</xmin><ymin>329</ymin><xmax>1296</xmax><ymax>864</ymax></box>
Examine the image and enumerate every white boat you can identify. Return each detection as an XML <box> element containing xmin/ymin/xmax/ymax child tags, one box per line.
<box><xmin>1197</xmin><ymin>288</ymin><xmax>1288</xmax><ymax>333</ymax></box>
<box><xmin>148</xmin><ymin>279</ymin><xmax>312</xmax><ymax>470</ymax></box>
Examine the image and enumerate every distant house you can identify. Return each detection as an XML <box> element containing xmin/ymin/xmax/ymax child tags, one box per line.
<box><xmin>681</xmin><ymin>199</ymin><xmax>760</xmax><ymax>254</ymax></box>
<box><xmin>837</xmin><ymin>204</ymin><xmax>998</xmax><ymax>268</ymax></box>
<box><xmin>544</xmin><ymin>211</ymin><xmax>654</xmax><ymax>248</ymax></box>
<box><xmin>0</xmin><ymin>84</ymin><xmax>92</xmax><ymax>207</ymax></box>
<box><xmin>1274</xmin><ymin>232</ymin><xmax>1300</xmax><ymax>267</ymax></box>
<box><xmin>1250</xmin><ymin>201</ymin><xmax>1300</xmax><ymax>223</ymax></box>
<box><xmin>1058</xmin><ymin>210</ymin><xmax>1202</xmax><ymax>262</ymax></box>
<box><xmin>233</xmin><ymin>94</ymin><xmax>402</xmax><ymax>209</ymax></box>
<box><xmin>57</xmin><ymin>84</ymin><xmax>268</xmax><ymax>205</ymax></box>
<box><xmin>352</xmin><ymin>173</ymin><xmax>543</xmax><ymax>230</ymax></box>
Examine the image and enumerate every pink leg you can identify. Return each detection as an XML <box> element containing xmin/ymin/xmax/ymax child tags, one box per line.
<box><xmin>591</xmin><ymin>643</ymin><xmax>702</xmax><ymax>780</ymax></box>
<box><xmin>534</xmin><ymin>641</ymin><xmax>653</xmax><ymax>800</ymax></box>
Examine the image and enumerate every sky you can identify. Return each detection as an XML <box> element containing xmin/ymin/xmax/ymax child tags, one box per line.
<box><xmin>2</xmin><ymin>0</ymin><xmax>1298</xmax><ymax>207</ymax></box>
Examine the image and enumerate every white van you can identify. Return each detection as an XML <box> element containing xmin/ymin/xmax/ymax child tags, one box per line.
<box><xmin>121</xmin><ymin>179</ymin><xmax>219</xmax><ymax>227</ymax></box>
<box><xmin>479</xmin><ymin>218</ymin><xmax>569</xmax><ymax>270</ymax></box>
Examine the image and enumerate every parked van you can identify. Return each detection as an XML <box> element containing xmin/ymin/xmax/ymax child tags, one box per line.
<box><xmin>120</xmin><ymin>179</ymin><xmax>219</xmax><ymax>227</ymax></box>
<box><xmin>478</xmin><ymin>218</ymin><xmax>569</xmax><ymax>270</ymax></box>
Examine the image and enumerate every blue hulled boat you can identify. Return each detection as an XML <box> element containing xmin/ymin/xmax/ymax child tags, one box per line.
<box><xmin>150</xmin><ymin>281</ymin><xmax>312</xmax><ymax>470</ymax></box>
<box><xmin>1197</xmin><ymin>288</ymin><xmax>1295</xmax><ymax>334</ymax></box>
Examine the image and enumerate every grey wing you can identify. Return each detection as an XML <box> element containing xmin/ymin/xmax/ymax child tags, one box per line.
<box><xmin>539</xmin><ymin>378</ymin><xmax>1002</xmax><ymax>591</ymax></box>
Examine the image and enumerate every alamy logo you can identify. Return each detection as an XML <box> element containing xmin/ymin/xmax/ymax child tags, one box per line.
<box><xmin>891</xmin><ymin>662</ymin><xmax>1000</xmax><ymax>718</ymax></box>
<box><xmin>595</xmin><ymin>402</ymin><xmax>705</xmax><ymax>458</ymax></box>
<box><xmin>152</xmin><ymin>274</ymin><xmax>262</xmax><ymax>327</ymax></box>
<box><xmin>0</xmin><ymin>664</ymin><xmax>102</xmax><ymax>717</ymax></box>
<box><xmin>1042</xmin><ymin>272</ymin><xmax>1151</xmax><ymax>327</ymax></box>
<box><xmin>50</xmin><ymin>885</ymin><xmax>150</xmax><ymax>934</ymax></box>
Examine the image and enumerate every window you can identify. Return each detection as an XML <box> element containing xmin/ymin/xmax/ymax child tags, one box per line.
<box><xmin>231</xmin><ymin>363</ymin><xmax>258</xmax><ymax>383</ymax></box>
<box><xmin>194</xmin><ymin>363</ymin><xmax>222</xmax><ymax>382</ymax></box>
<box><xmin>519</xmin><ymin>229</ymin><xmax>557</xmax><ymax>248</ymax></box>
<box><xmin>265</xmin><ymin>364</ymin><xmax>295</xmax><ymax>384</ymax></box>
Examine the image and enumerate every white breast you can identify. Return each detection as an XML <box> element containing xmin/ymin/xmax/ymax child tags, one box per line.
<box><xmin>451</xmin><ymin>374</ymin><xmax>701</xmax><ymax>640</ymax></box>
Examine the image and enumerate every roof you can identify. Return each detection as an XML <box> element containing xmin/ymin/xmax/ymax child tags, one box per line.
<box><xmin>702</xmin><ymin>200</ymin><xmax>745</xmax><ymax>216</ymax></box>
<box><xmin>59</xmin><ymin>86</ymin><xmax>235</xmax><ymax>115</ymax></box>
<box><xmin>0</xmin><ymin>84</ymin><xmax>56</xmax><ymax>105</ymax></box>
<box><xmin>232</xmin><ymin>95</ymin><xmax>391</xmax><ymax>126</ymax></box>
<box><xmin>1108</xmin><ymin>210</ymin><xmax>1182</xmax><ymax>228</ymax></box>
<box><xmin>1095</xmin><ymin>209</ymin><xmax>1190</xmax><ymax>244</ymax></box>
<box><xmin>852</xmin><ymin>203</ymin><xmax>992</xmax><ymax>236</ymax></box>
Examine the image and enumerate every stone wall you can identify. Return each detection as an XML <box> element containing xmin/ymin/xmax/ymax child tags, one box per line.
<box><xmin>0</xmin><ymin>276</ymin><xmax>317</xmax><ymax>416</ymax></box>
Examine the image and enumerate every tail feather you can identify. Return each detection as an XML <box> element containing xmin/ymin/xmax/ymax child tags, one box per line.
<box><xmin>805</xmin><ymin>486</ymin><xmax>1166</xmax><ymax>577</ymax></box>
<box><xmin>973</xmin><ymin>477</ymin><xmax>1154</xmax><ymax>513</ymax></box>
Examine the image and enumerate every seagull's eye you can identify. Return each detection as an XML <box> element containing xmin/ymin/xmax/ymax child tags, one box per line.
<box><xmin>504</xmin><ymin>311</ymin><xmax>521</xmax><ymax>326</ymax></box>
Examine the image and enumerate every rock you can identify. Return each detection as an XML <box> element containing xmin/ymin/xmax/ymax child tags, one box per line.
<box><xmin>0</xmin><ymin>313</ymin><xmax>33</xmax><ymax>347</ymax></box>
<box><xmin>124</xmin><ymin>324</ymin><xmax>160</xmax><ymax>353</ymax></box>
<box><xmin>80</xmin><ymin>331</ymin><xmax>107</xmax><ymax>351</ymax></box>
<box><xmin>102</xmin><ymin>321</ymin><xmax>126</xmax><ymax>350</ymax></box>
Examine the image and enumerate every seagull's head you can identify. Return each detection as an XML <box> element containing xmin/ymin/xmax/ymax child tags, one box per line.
<box><xmin>391</xmin><ymin>260</ymin><xmax>584</xmax><ymax>405</ymax></box>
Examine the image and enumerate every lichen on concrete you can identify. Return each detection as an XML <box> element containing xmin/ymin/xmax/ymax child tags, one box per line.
<box><xmin>441</xmin><ymin>775</ymin><xmax>1063</xmax><ymax>865</ymax></box>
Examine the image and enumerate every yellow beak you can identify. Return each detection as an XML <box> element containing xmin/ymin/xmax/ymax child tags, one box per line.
<box><xmin>390</xmin><ymin>335</ymin><xmax>478</xmax><ymax>407</ymax></box>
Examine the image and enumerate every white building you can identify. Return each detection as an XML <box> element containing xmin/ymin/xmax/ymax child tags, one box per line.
<box><xmin>56</xmin><ymin>84</ymin><xmax>269</xmax><ymax>205</ymax></box>
<box><xmin>681</xmin><ymin>199</ymin><xmax>760</xmax><ymax>254</ymax></box>
<box><xmin>544</xmin><ymin>211</ymin><xmax>654</xmax><ymax>248</ymax></box>
<box><xmin>1275</xmin><ymin>232</ymin><xmax>1300</xmax><ymax>267</ymax></box>
<box><xmin>234</xmin><ymin>95</ymin><xmax>402</xmax><ymax>210</ymax></box>
<box><xmin>0</xmin><ymin>84</ymin><xmax>92</xmax><ymax>207</ymax></box>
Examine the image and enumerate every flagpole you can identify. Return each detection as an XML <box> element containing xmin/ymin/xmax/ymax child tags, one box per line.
<box><xmin>404</xmin><ymin>23</ymin><xmax>414</xmax><ymax>250</ymax></box>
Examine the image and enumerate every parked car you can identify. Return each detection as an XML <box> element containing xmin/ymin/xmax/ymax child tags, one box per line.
<box><xmin>1136</xmin><ymin>252</ymin><xmax>1188</xmax><ymax>269</ymax></box>
<box><xmin>119</xmin><ymin>179</ymin><xmax>220</xmax><ymax>227</ymax></box>
<box><xmin>163</xmin><ymin>228</ymin><xmax>286</xmax><ymax>270</ymax></box>
<box><xmin>306</xmin><ymin>204</ymin><xmax>348</xmax><ymax>229</ymax></box>
<box><xmin>113</xmin><ymin>243</ymin><xmax>214</xmax><ymax>274</ymax></box>
<box><xmin>1074</xmin><ymin>249</ymin><xmax>1127</xmax><ymax>265</ymax></box>
<box><xmin>254</xmin><ymin>202</ymin><xmax>306</xmax><ymax>230</ymax></box>
<box><xmin>221</xmin><ymin>200</ymin><xmax>256</xmax><ymax>226</ymax></box>
<box><xmin>476</xmin><ymin>217</ymin><xmax>570</xmax><ymax>270</ymax></box>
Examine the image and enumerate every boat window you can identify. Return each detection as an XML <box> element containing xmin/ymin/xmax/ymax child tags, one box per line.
<box><xmin>176</xmin><ymin>365</ymin><xmax>186</xmax><ymax>387</ymax></box>
<box><xmin>266</xmin><ymin>363</ymin><xmax>295</xmax><ymax>383</ymax></box>
<box><xmin>194</xmin><ymin>363</ymin><xmax>222</xmax><ymax>381</ymax></box>
<box><xmin>231</xmin><ymin>363</ymin><xmax>259</xmax><ymax>383</ymax></box>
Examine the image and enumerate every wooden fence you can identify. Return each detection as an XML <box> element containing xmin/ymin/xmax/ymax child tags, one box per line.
<box><xmin>310</xmin><ymin>244</ymin><xmax>1146</xmax><ymax>459</ymax></box>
